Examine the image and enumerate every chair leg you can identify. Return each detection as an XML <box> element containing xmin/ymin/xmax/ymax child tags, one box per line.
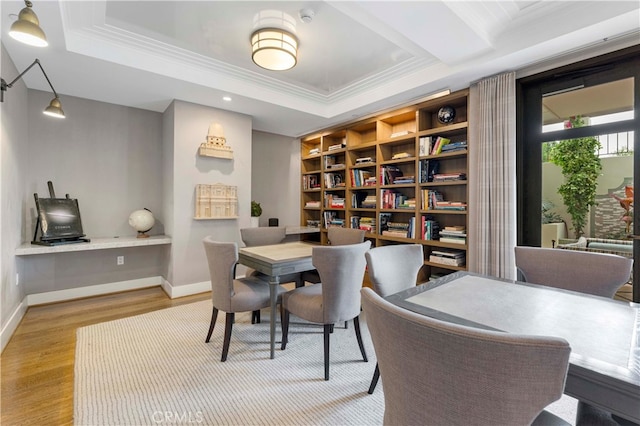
<box><xmin>324</xmin><ymin>324</ymin><xmax>332</xmax><ymax>381</ymax></box>
<box><xmin>281</xmin><ymin>310</ymin><xmax>290</xmax><ymax>350</ymax></box>
<box><xmin>221</xmin><ymin>312</ymin><xmax>234</xmax><ymax>362</ymax></box>
<box><xmin>368</xmin><ymin>363</ymin><xmax>380</xmax><ymax>394</ymax></box>
<box><xmin>251</xmin><ymin>310</ymin><xmax>261</xmax><ymax>324</ymax></box>
<box><xmin>354</xmin><ymin>316</ymin><xmax>368</xmax><ymax>362</ymax></box>
<box><xmin>205</xmin><ymin>307</ymin><xmax>219</xmax><ymax>343</ymax></box>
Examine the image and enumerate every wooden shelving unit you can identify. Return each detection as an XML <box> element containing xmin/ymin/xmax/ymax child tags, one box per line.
<box><xmin>300</xmin><ymin>89</ymin><xmax>470</xmax><ymax>280</ymax></box>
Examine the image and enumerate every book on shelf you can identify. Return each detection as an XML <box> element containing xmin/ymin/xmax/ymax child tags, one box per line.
<box><xmin>421</xmin><ymin>215</ymin><xmax>440</xmax><ymax>240</ymax></box>
<box><xmin>378</xmin><ymin>213</ymin><xmax>392</xmax><ymax>234</ymax></box>
<box><xmin>391</xmin><ymin>152</ymin><xmax>411</xmax><ymax>160</ymax></box>
<box><xmin>430</xmin><ymin>137</ymin><xmax>451</xmax><ymax>155</ymax></box>
<box><xmin>439</xmin><ymin>236</ymin><xmax>466</xmax><ymax>245</ymax></box>
<box><xmin>324</xmin><ymin>194</ymin><xmax>345</xmax><ymax>208</ymax></box>
<box><xmin>305</xmin><ymin>200</ymin><xmax>321</xmax><ymax>208</ymax></box>
<box><xmin>390</xmin><ymin>130</ymin><xmax>413</xmax><ymax>138</ymax></box>
<box><xmin>381</xmin><ymin>189</ymin><xmax>414</xmax><ymax>209</ymax></box>
<box><xmin>324</xmin><ymin>172</ymin><xmax>345</xmax><ymax>188</ymax></box>
<box><xmin>302</xmin><ymin>174</ymin><xmax>320</xmax><ymax>190</ymax></box>
<box><xmin>351</xmin><ymin>169</ymin><xmax>374</xmax><ymax>187</ymax></box>
<box><xmin>356</xmin><ymin>157</ymin><xmax>374</xmax><ymax>164</ymax></box>
<box><xmin>419</xmin><ymin>159</ymin><xmax>439</xmax><ymax>183</ymax></box>
<box><xmin>308</xmin><ymin>147</ymin><xmax>320</xmax><ymax>155</ymax></box>
<box><xmin>393</xmin><ymin>175</ymin><xmax>415</xmax><ymax>184</ymax></box>
<box><xmin>380</xmin><ymin>165</ymin><xmax>404</xmax><ymax>185</ymax></box>
<box><xmin>421</xmin><ymin>189</ymin><xmax>444</xmax><ymax>210</ymax></box>
<box><xmin>444</xmin><ymin>225</ymin><xmax>466</xmax><ymax>231</ymax></box>
<box><xmin>440</xmin><ymin>141</ymin><xmax>467</xmax><ymax>152</ymax></box>
<box><xmin>434</xmin><ymin>201</ymin><xmax>467</xmax><ymax>211</ymax></box>
<box><xmin>419</xmin><ymin>136</ymin><xmax>434</xmax><ymax>156</ymax></box>
<box><xmin>429</xmin><ymin>255</ymin><xmax>466</xmax><ymax>266</ymax></box>
<box><xmin>358</xmin><ymin>217</ymin><xmax>376</xmax><ymax>233</ymax></box>
<box><xmin>328</xmin><ymin>142</ymin><xmax>346</xmax><ymax>151</ymax></box>
<box><xmin>432</xmin><ymin>172</ymin><xmax>467</xmax><ymax>182</ymax></box>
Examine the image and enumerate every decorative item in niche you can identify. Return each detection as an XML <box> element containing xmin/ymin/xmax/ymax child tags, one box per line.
<box><xmin>129</xmin><ymin>208</ymin><xmax>155</xmax><ymax>238</ymax></box>
<box><xmin>437</xmin><ymin>106</ymin><xmax>456</xmax><ymax>124</ymax></box>
<box><xmin>199</xmin><ymin>122</ymin><xmax>233</xmax><ymax>159</ymax></box>
<box><xmin>195</xmin><ymin>183</ymin><xmax>238</xmax><ymax>219</ymax></box>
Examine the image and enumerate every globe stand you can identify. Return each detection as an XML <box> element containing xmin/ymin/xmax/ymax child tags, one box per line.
<box><xmin>137</xmin><ymin>230</ymin><xmax>150</xmax><ymax>239</ymax></box>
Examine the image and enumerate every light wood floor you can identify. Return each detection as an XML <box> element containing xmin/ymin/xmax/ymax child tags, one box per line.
<box><xmin>0</xmin><ymin>287</ymin><xmax>210</xmax><ymax>426</ymax></box>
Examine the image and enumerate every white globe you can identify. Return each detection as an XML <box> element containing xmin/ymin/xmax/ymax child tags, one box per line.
<box><xmin>129</xmin><ymin>209</ymin><xmax>155</xmax><ymax>235</ymax></box>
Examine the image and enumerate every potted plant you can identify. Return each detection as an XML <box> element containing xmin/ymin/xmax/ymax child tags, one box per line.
<box><xmin>541</xmin><ymin>200</ymin><xmax>566</xmax><ymax>247</ymax></box>
<box><xmin>250</xmin><ymin>201</ymin><xmax>262</xmax><ymax>227</ymax></box>
<box><xmin>549</xmin><ymin>116</ymin><xmax>602</xmax><ymax>238</ymax></box>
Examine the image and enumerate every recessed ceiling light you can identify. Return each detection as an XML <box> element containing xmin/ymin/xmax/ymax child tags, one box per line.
<box><xmin>223</xmin><ymin>96</ymin><xmax>232</xmax><ymax>101</ymax></box>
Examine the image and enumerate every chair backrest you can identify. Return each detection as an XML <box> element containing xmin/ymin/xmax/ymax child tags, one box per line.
<box><xmin>313</xmin><ymin>241</ymin><xmax>371</xmax><ymax>323</ymax></box>
<box><xmin>202</xmin><ymin>237</ymin><xmax>237</xmax><ymax>312</ymax></box>
<box><xmin>361</xmin><ymin>287</ymin><xmax>571</xmax><ymax>426</ymax></box>
<box><xmin>514</xmin><ymin>246</ymin><xmax>633</xmax><ymax>298</ymax></box>
<box><xmin>327</xmin><ymin>227</ymin><xmax>365</xmax><ymax>246</ymax></box>
<box><xmin>365</xmin><ymin>244</ymin><xmax>424</xmax><ymax>297</ymax></box>
<box><xmin>240</xmin><ymin>227</ymin><xmax>286</xmax><ymax>247</ymax></box>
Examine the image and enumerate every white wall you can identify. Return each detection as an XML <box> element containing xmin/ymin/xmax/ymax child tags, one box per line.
<box><xmin>164</xmin><ymin>101</ymin><xmax>253</xmax><ymax>287</ymax></box>
<box><xmin>251</xmin><ymin>131</ymin><xmax>300</xmax><ymax>227</ymax></box>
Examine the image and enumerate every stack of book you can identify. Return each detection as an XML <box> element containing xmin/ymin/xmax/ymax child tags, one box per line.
<box><xmin>440</xmin><ymin>140</ymin><xmax>467</xmax><ymax>153</ymax></box>
<box><xmin>302</xmin><ymin>175</ymin><xmax>320</xmax><ymax>190</ymax></box>
<box><xmin>328</xmin><ymin>142</ymin><xmax>346</xmax><ymax>151</ymax></box>
<box><xmin>434</xmin><ymin>201</ymin><xmax>467</xmax><ymax>211</ymax></box>
<box><xmin>432</xmin><ymin>172</ymin><xmax>466</xmax><ymax>182</ymax></box>
<box><xmin>382</xmin><ymin>221</ymin><xmax>410</xmax><ymax>238</ymax></box>
<box><xmin>358</xmin><ymin>217</ymin><xmax>376</xmax><ymax>233</ymax></box>
<box><xmin>421</xmin><ymin>189</ymin><xmax>444</xmax><ymax>210</ymax></box>
<box><xmin>308</xmin><ymin>147</ymin><xmax>320</xmax><ymax>155</ymax></box>
<box><xmin>305</xmin><ymin>200</ymin><xmax>321</xmax><ymax>208</ymax></box>
<box><xmin>360</xmin><ymin>195</ymin><xmax>377</xmax><ymax>209</ymax></box>
<box><xmin>429</xmin><ymin>249</ymin><xmax>466</xmax><ymax>266</ymax></box>
<box><xmin>324</xmin><ymin>172</ymin><xmax>345</xmax><ymax>188</ymax></box>
<box><xmin>324</xmin><ymin>194</ymin><xmax>345</xmax><ymax>209</ymax></box>
<box><xmin>439</xmin><ymin>226</ymin><xmax>466</xmax><ymax>245</ymax></box>
<box><xmin>393</xmin><ymin>175</ymin><xmax>415</xmax><ymax>184</ymax></box>
<box><xmin>381</xmin><ymin>189</ymin><xmax>413</xmax><ymax>209</ymax></box>
<box><xmin>324</xmin><ymin>155</ymin><xmax>345</xmax><ymax>169</ymax></box>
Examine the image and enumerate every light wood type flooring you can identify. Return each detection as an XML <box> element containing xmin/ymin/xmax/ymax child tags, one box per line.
<box><xmin>0</xmin><ymin>287</ymin><xmax>210</xmax><ymax>426</ymax></box>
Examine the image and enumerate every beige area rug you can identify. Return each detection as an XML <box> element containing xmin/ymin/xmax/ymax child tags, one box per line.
<box><xmin>75</xmin><ymin>300</ymin><xmax>578</xmax><ymax>426</ymax></box>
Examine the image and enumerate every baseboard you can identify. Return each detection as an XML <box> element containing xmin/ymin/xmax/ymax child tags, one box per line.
<box><xmin>26</xmin><ymin>276</ymin><xmax>165</xmax><ymax>306</ymax></box>
<box><xmin>1</xmin><ymin>297</ymin><xmax>28</xmax><ymax>354</ymax></box>
<box><xmin>162</xmin><ymin>279</ymin><xmax>211</xmax><ymax>299</ymax></box>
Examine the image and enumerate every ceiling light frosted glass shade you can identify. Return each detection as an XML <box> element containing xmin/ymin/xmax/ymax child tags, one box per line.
<box><xmin>43</xmin><ymin>97</ymin><xmax>65</xmax><ymax>118</ymax></box>
<box><xmin>9</xmin><ymin>4</ymin><xmax>48</xmax><ymax>47</ymax></box>
<box><xmin>251</xmin><ymin>28</ymin><xmax>297</xmax><ymax>71</ymax></box>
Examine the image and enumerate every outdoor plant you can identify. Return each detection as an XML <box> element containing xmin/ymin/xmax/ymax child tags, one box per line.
<box><xmin>251</xmin><ymin>201</ymin><xmax>262</xmax><ymax>217</ymax></box>
<box><xmin>541</xmin><ymin>200</ymin><xmax>564</xmax><ymax>224</ymax></box>
<box><xmin>549</xmin><ymin>116</ymin><xmax>602</xmax><ymax>238</ymax></box>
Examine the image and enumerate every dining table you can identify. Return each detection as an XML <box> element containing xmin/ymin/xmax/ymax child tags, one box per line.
<box><xmin>238</xmin><ymin>241</ymin><xmax>317</xmax><ymax>359</ymax></box>
<box><xmin>386</xmin><ymin>271</ymin><xmax>640</xmax><ymax>423</ymax></box>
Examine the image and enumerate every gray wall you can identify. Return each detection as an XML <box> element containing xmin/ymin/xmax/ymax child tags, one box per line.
<box><xmin>1</xmin><ymin>44</ymin><xmax>29</xmax><ymax>328</ymax></box>
<box><xmin>251</xmin><ymin>131</ymin><xmax>301</xmax><ymax>228</ymax></box>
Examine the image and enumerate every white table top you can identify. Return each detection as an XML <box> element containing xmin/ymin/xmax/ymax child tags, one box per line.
<box><xmin>16</xmin><ymin>235</ymin><xmax>171</xmax><ymax>255</ymax></box>
<box><xmin>239</xmin><ymin>241</ymin><xmax>315</xmax><ymax>263</ymax></box>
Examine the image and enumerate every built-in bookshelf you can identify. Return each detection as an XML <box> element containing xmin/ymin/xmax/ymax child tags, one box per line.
<box><xmin>300</xmin><ymin>89</ymin><xmax>469</xmax><ymax>280</ymax></box>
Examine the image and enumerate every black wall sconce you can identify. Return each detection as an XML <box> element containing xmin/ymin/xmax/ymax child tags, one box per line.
<box><xmin>1</xmin><ymin>58</ymin><xmax>65</xmax><ymax>118</ymax></box>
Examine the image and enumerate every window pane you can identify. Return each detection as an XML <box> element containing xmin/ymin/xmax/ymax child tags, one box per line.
<box><xmin>542</xmin><ymin>77</ymin><xmax>634</xmax><ymax>133</ymax></box>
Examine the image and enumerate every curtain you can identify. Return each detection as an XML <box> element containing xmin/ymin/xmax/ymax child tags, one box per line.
<box><xmin>468</xmin><ymin>72</ymin><xmax>517</xmax><ymax>279</ymax></box>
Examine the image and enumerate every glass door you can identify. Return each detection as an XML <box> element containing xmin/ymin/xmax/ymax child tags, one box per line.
<box><xmin>517</xmin><ymin>47</ymin><xmax>640</xmax><ymax>302</ymax></box>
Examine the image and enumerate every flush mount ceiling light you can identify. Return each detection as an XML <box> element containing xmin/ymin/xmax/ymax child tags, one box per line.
<box><xmin>1</xmin><ymin>58</ymin><xmax>65</xmax><ymax>118</ymax></box>
<box><xmin>9</xmin><ymin>0</ymin><xmax>48</xmax><ymax>47</ymax></box>
<box><xmin>251</xmin><ymin>28</ymin><xmax>298</xmax><ymax>71</ymax></box>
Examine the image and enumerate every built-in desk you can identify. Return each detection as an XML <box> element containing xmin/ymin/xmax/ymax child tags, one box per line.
<box><xmin>15</xmin><ymin>235</ymin><xmax>171</xmax><ymax>256</ymax></box>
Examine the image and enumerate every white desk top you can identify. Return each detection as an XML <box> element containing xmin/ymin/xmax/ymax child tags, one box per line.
<box><xmin>239</xmin><ymin>241</ymin><xmax>315</xmax><ymax>263</ymax></box>
<box><xmin>16</xmin><ymin>235</ymin><xmax>172</xmax><ymax>256</ymax></box>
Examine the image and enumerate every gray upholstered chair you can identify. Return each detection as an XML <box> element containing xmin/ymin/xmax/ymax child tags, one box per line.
<box><xmin>361</xmin><ymin>287</ymin><xmax>572</xmax><ymax>426</ymax></box>
<box><xmin>365</xmin><ymin>243</ymin><xmax>424</xmax><ymax>393</ymax></box>
<box><xmin>514</xmin><ymin>246</ymin><xmax>633</xmax><ymax>298</ymax></box>
<box><xmin>327</xmin><ymin>227</ymin><xmax>366</xmax><ymax>246</ymax></box>
<box><xmin>281</xmin><ymin>241</ymin><xmax>371</xmax><ymax>380</ymax></box>
<box><xmin>302</xmin><ymin>227</ymin><xmax>366</xmax><ymax>285</ymax></box>
<box><xmin>202</xmin><ymin>237</ymin><xmax>286</xmax><ymax>361</ymax></box>
<box><xmin>515</xmin><ymin>245</ymin><xmax>634</xmax><ymax>425</ymax></box>
<box><xmin>240</xmin><ymin>227</ymin><xmax>302</xmax><ymax>288</ymax></box>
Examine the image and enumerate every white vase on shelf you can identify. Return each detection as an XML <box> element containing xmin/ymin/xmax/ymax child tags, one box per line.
<box><xmin>250</xmin><ymin>217</ymin><xmax>260</xmax><ymax>228</ymax></box>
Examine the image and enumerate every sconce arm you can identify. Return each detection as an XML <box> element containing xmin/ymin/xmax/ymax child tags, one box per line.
<box><xmin>1</xmin><ymin>59</ymin><xmax>59</xmax><ymax>102</ymax></box>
